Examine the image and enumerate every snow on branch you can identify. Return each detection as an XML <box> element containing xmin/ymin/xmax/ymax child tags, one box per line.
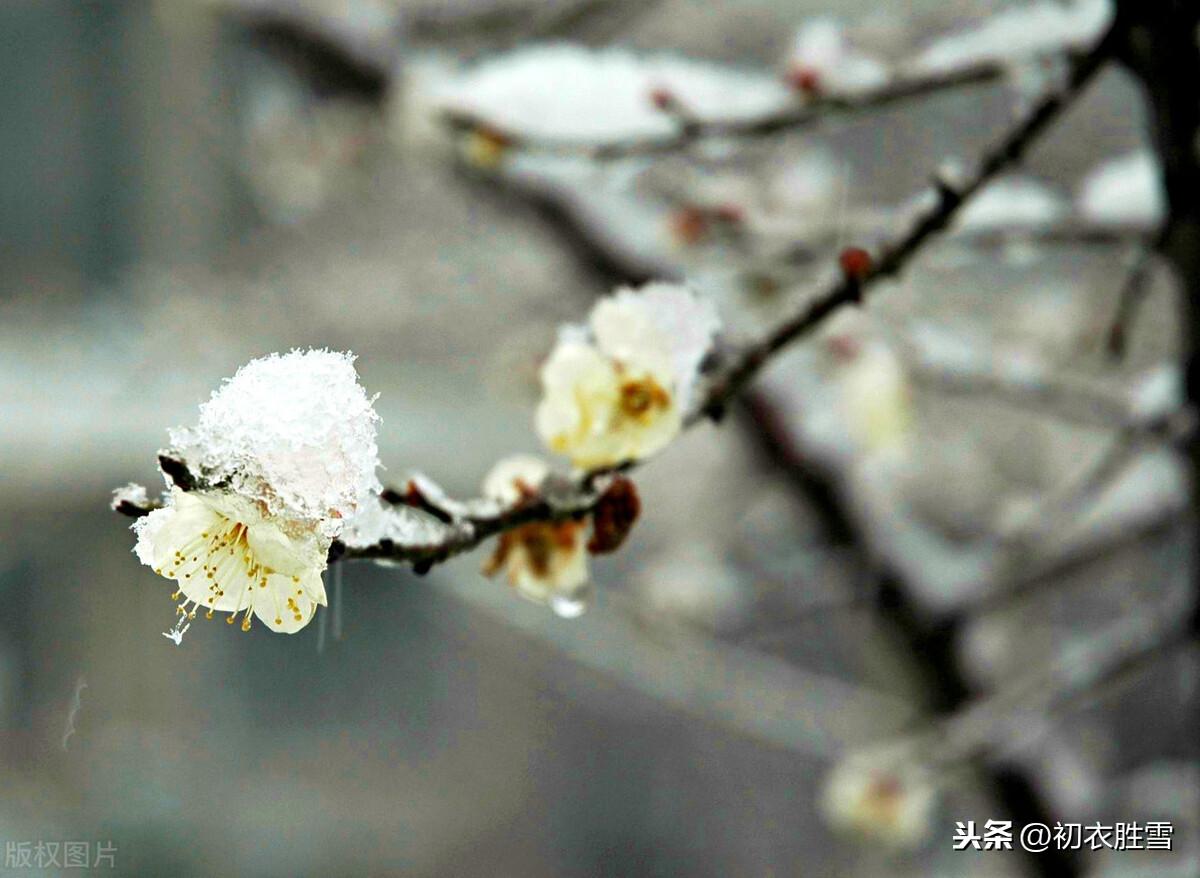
<box><xmin>425</xmin><ymin>4</ymin><xmax>1111</xmax><ymax>161</ymax></box>
<box><xmin>114</xmin><ymin>21</ymin><xmax>1134</xmax><ymax>639</ymax></box>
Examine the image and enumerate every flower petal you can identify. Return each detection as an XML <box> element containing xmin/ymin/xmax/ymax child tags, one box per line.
<box><xmin>252</xmin><ymin>573</ymin><xmax>320</xmax><ymax>633</ymax></box>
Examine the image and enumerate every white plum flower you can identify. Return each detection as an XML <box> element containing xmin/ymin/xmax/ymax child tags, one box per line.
<box><xmin>821</xmin><ymin>743</ymin><xmax>937</xmax><ymax>848</ymax></box>
<box><xmin>480</xmin><ymin>455</ymin><xmax>590</xmax><ymax>617</ymax></box>
<box><xmin>133</xmin><ymin>349</ymin><xmax>381</xmax><ymax>636</ymax></box>
<box><xmin>134</xmin><ymin>488</ymin><xmax>328</xmax><ymax>633</ymax></box>
<box><xmin>536</xmin><ymin>283</ymin><xmax>720</xmax><ymax>470</ymax></box>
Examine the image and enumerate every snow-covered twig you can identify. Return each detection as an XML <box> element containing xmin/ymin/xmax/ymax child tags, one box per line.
<box><xmin>114</xmin><ymin>24</ymin><xmax>1120</xmax><ymax>576</ymax></box>
<box><xmin>444</xmin><ymin>58</ymin><xmax>1022</xmax><ymax>160</ymax></box>
<box><xmin>695</xmin><ymin>23</ymin><xmax>1119</xmax><ymax>421</ymax></box>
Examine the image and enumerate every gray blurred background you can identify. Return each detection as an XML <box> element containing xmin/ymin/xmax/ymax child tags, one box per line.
<box><xmin>0</xmin><ymin>1</ymin><xmax>1196</xmax><ymax>876</ymax></box>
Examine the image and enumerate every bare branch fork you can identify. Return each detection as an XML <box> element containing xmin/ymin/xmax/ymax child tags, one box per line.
<box><xmin>115</xmin><ymin>25</ymin><xmax>1128</xmax><ymax>580</ymax></box>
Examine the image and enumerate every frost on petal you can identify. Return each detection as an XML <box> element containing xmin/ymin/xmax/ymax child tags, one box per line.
<box><xmin>790</xmin><ymin>18</ymin><xmax>890</xmax><ymax>95</ymax></box>
<box><xmin>433</xmin><ymin>44</ymin><xmax>791</xmax><ymax>146</ymax></box>
<box><xmin>912</xmin><ymin>0</ymin><xmax>1113</xmax><ymax>75</ymax></box>
<box><xmin>168</xmin><ymin>349</ymin><xmax>381</xmax><ymax>523</ymax></box>
<box><xmin>954</xmin><ymin>176</ymin><xmax>1066</xmax><ymax>232</ymax></box>
<box><xmin>482</xmin><ymin>455</ymin><xmax>552</xmax><ymax>506</ymax></box>
<box><xmin>1077</xmin><ymin>151</ymin><xmax>1166</xmax><ymax>227</ymax></box>
<box><xmin>821</xmin><ymin>742</ymin><xmax>937</xmax><ymax>848</ymax></box>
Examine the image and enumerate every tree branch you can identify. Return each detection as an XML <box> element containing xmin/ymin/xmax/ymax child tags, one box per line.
<box><xmin>445</xmin><ymin>57</ymin><xmax>1050</xmax><ymax>160</ymax></box>
<box><xmin>114</xmin><ymin>23</ymin><xmax>1121</xmax><ymax>583</ymax></box>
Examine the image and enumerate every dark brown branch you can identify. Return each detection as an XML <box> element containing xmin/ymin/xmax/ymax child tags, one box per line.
<box><xmin>114</xmin><ymin>25</ymin><xmax>1120</xmax><ymax>581</ymax></box>
<box><xmin>697</xmin><ymin>27</ymin><xmax>1118</xmax><ymax>421</ymax></box>
<box><xmin>1107</xmin><ymin>230</ymin><xmax>1168</xmax><ymax>357</ymax></box>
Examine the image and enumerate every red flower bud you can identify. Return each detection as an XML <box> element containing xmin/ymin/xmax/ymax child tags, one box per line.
<box><xmin>786</xmin><ymin>65</ymin><xmax>822</xmax><ymax>95</ymax></box>
<box><xmin>649</xmin><ymin>87</ymin><xmax>675</xmax><ymax>110</ymax></box>
<box><xmin>838</xmin><ymin>246</ymin><xmax>872</xmax><ymax>281</ymax></box>
<box><xmin>588</xmin><ymin>477</ymin><xmax>641</xmax><ymax>555</ymax></box>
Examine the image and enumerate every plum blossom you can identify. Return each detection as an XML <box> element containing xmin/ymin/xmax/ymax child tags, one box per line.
<box><xmin>821</xmin><ymin>743</ymin><xmax>937</xmax><ymax>848</ymax></box>
<box><xmin>535</xmin><ymin>283</ymin><xmax>720</xmax><ymax>469</ymax></box>
<box><xmin>135</xmin><ymin>488</ymin><xmax>328</xmax><ymax>633</ymax></box>
<box><xmin>132</xmin><ymin>349</ymin><xmax>381</xmax><ymax>635</ymax></box>
<box><xmin>480</xmin><ymin>455</ymin><xmax>590</xmax><ymax>618</ymax></box>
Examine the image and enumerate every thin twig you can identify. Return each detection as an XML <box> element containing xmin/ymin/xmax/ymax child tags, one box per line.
<box><xmin>1107</xmin><ymin>231</ymin><xmax>1167</xmax><ymax>358</ymax></box>
<box><xmin>445</xmin><ymin>59</ymin><xmax>1029</xmax><ymax>160</ymax></box>
<box><xmin>115</xmin><ymin>27</ymin><xmax>1120</xmax><ymax>576</ymax></box>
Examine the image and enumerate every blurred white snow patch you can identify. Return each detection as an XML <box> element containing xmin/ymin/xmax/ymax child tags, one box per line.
<box><xmin>789</xmin><ymin>17</ymin><xmax>890</xmax><ymax>95</ymax></box>
<box><xmin>1128</xmin><ymin>364</ymin><xmax>1183</xmax><ymax>424</ymax></box>
<box><xmin>1077</xmin><ymin>151</ymin><xmax>1166</xmax><ymax>227</ymax></box>
<box><xmin>953</xmin><ymin>176</ymin><xmax>1067</xmax><ymax>232</ymax></box>
<box><xmin>634</xmin><ymin>546</ymin><xmax>751</xmax><ymax>632</ymax></box>
<box><xmin>340</xmin><ymin>496</ymin><xmax>457</xmax><ymax>550</ymax></box>
<box><xmin>110</xmin><ymin>482</ymin><xmax>149</xmax><ymax>511</ymax></box>
<box><xmin>433</xmin><ymin>44</ymin><xmax>792</xmax><ymax>145</ymax></box>
<box><xmin>912</xmin><ymin>0</ymin><xmax>1113</xmax><ymax>74</ymax></box>
<box><xmin>763</xmin><ymin>149</ymin><xmax>840</xmax><ymax>213</ymax></box>
<box><xmin>169</xmin><ymin>349</ymin><xmax>381</xmax><ymax>523</ymax></box>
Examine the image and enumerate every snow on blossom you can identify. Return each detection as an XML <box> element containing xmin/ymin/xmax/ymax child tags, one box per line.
<box><xmin>787</xmin><ymin>17</ymin><xmax>890</xmax><ymax>96</ymax></box>
<box><xmin>431</xmin><ymin>44</ymin><xmax>792</xmax><ymax>146</ymax></box>
<box><xmin>912</xmin><ymin>0</ymin><xmax>1113</xmax><ymax>75</ymax></box>
<box><xmin>1077</xmin><ymin>151</ymin><xmax>1166</xmax><ymax>227</ymax></box>
<box><xmin>134</xmin><ymin>487</ymin><xmax>328</xmax><ymax>633</ymax></box>
<box><xmin>536</xmin><ymin>283</ymin><xmax>721</xmax><ymax>469</ymax></box>
<box><xmin>953</xmin><ymin>176</ymin><xmax>1067</xmax><ymax>233</ymax></box>
<box><xmin>821</xmin><ymin>742</ymin><xmax>937</xmax><ymax>848</ymax></box>
<box><xmin>168</xmin><ymin>349</ymin><xmax>381</xmax><ymax>525</ymax></box>
<box><xmin>130</xmin><ymin>350</ymin><xmax>380</xmax><ymax>637</ymax></box>
<box><xmin>480</xmin><ymin>455</ymin><xmax>590</xmax><ymax>618</ymax></box>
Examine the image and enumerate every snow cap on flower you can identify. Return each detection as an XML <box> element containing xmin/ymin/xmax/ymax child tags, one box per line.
<box><xmin>821</xmin><ymin>742</ymin><xmax>937</xmax><ymax>848</ymax></box>
<box><xmin>536</xmin><ymin>282</ymin><xmax>720</xmax><ymax>469</ymax></box>
<box><xmin>133</xmin><ymin>487</ymin><xmax>328</xmax><ymax>634</ymax></box>
<box><xmin>481</xmin><ymin>455</ymin><xmax>590</xmax><ymax>617</ymax></box>
<box><xmin>169</xmin><ymin>349</ymin><xmax>381</xmax><ymax>524</ymax></box>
